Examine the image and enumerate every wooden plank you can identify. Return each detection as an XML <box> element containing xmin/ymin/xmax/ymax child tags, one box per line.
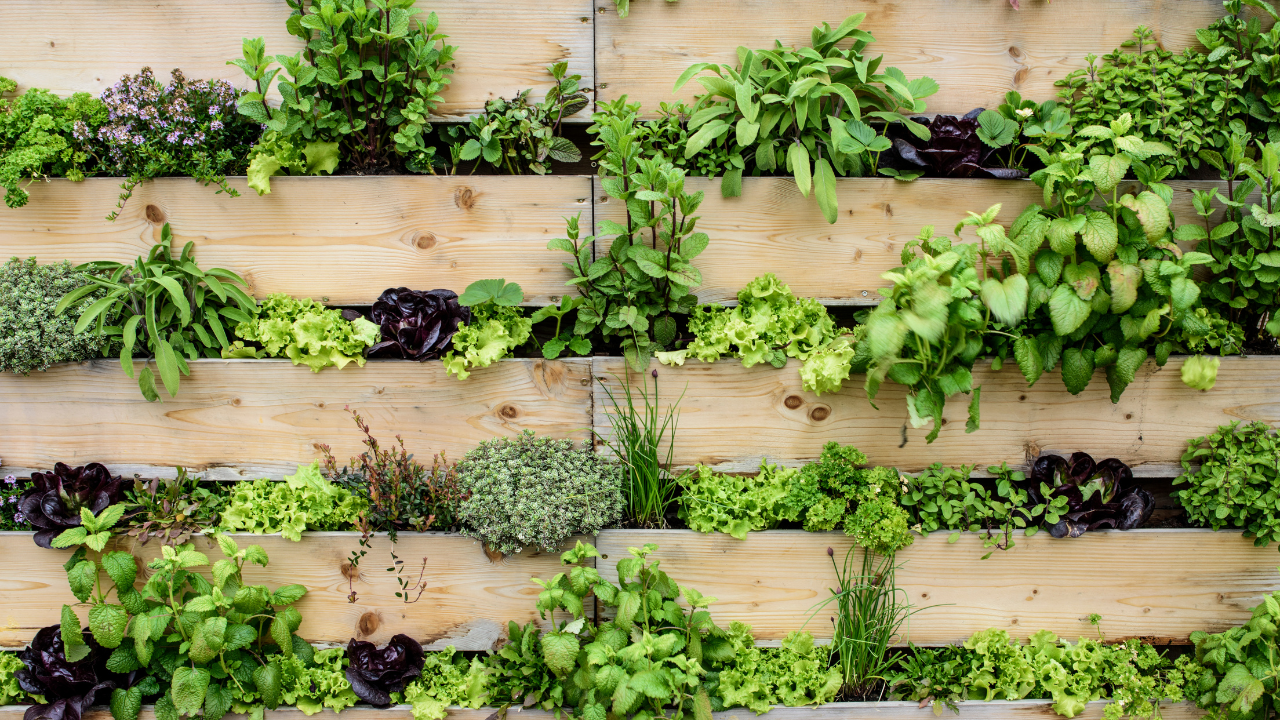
<box><xmin>0</xmin><ymin>358</ymin><xmax>592</xmax><ymax>480</ymax></box>
<box><xmin>592</xmin><ymin>355</ymin><xmax>1280</xmax><ymax>475</ymax></box>
<box><xmin>595</xmin><ymin>0</ymin><xmax>1229</xmax><ymax>117</ymax></box>
<box><xmin>0</xmin><ymin>703</ymin><xmax>1209</xmax><ymax>720</ymax></box>
<box><xmin>0</xmin><ymin>176</ymin><xmax>588</xmax><ymax>307</ymax></box>
<box><xmin>0</xmin><ymin>532</ymin><xmax>587</xmax><ymax>650</ymax></box>
<box><xmin>2</xmin><ymin>0</ymin><xmax>594</xmax><ymax>119</ymax></box>
<box><xmin>593</xmin><ymin>178</ymin><xmax>1231</xmax><ymax>305</ymax></box>
<box><xmin>595</xmin><ymin>529</ymin><xmax>1278</xmax><ymax>646</ymax></box>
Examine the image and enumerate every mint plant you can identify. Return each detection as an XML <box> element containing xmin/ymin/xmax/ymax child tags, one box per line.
<box><xmin>51</xmin><ymin>514</ymin><xmax>309</xmax><ymax>720</ymax></box>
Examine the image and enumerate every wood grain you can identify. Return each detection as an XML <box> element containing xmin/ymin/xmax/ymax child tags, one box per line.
<box><xmin>595</xmin><ymin>529</ymin><xmax>1279</xmax><ymax>645</ymax></box>
<box><xmin>595</xmin><ymin>0</ymin><xmax>1230</xmax><ymax>117</ymax></box>
<box><xmin>0</xmin><ymin>532</ymin><xmax>584</xmax><ymax>650</ymax></box>
<box><xmin>2</xmin><ymin>0</ymin><xmax>594</xmax><ymax>119</ymax></box>
<box><xmin>0</xmin><ymin>358</ymin><xmax>592</xmax><ymax>480</ymax></box>
<box><xmin>592</xmin><ymin>355</ymin><xmax>1280</xmax><ymax>475</ymax></box>
<box><xmin>593</xmin><ymin>178</ymin><xmax>1236</xmax><ymax>305</ymax></box>
<box><xmin>0</xmin><ymin>702</ymin><xmax>1209</xmax><ymax>720</ymax></box>
<box><xmin>0</xmin><ymin>176</ymin><xmax>588</xmax><ymax>306</ymax></box>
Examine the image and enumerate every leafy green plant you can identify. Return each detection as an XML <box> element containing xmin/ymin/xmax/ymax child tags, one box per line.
<box><xmin>972</xmin><ymin>92</ymin><xmax>1073</xmax><ymax>172</ymax></box>
<box><xmin>1011</xmin><ymin>113</ymin><xmax>1215</xmax><ymax>401</ymax></box>
<box><xmin>892</xmin><ymin>627</ymin><xmax>1187</xmax><ymax>720</ymax></box>
<box><xmin>441</xmin><ymin>63</ymin><xmax>586</xmax><ymax>175</ymax></box>
<box><xmin>599</xmin><ymin>369</ymin><xmax>684</xmax><ymax>528</ymax></box>
<box><xmin>0</xmin><ymin>257</ymin><xmax>108</xmax><ymax>375</ymax></box>
<box><xmin>444</xmin><ymin>279</ymin><xmax>531</xmax><ymax>380</ymax></box>
<box><xmin>125</xmin><ymin>468</ymin><xmax>228</xmax><ymax>547</ymax></box>
<box><xmin>1174</xmin><ymin>421</ymin><xmax>1280</xmax><ymax>549</ymax></box>
<box><xmin>0</xmin><ymin>651</ymin><xmax>32</xmax><ymax>705</ymax></box>
<box><xmin>900</xmin><ymin>463</ymin><xmax>1045</xmax><ymax>556</ymax></box>
<box><xmin>1183</xmin><ymin>133</ymin><xmax>1280</xmax><ymax>347</ymax></box>
<box><xmin>57</xmin><ymin>223</ymin><xmax>256</xmax><ymax>401</ymax></box>
<box><xmin>779</xmin><ymin>443</ymin><xmax>913</xmax><ymax>554</ymax></box>
<box><xmin>50</xmin><ymin>515</ymin><xmax>310</xmax><ymax>720</ymax></box>
<box><xmin>278</xmin><ymin>646</ymin><xmax>359</xmax><ymax>714</ymax></box>
<box><xmin>219</xmin><ymin>463</ymin><xmax>365</xmax><ymax>541</ymax></box>
<box><xmin>222</xmin><ymin>293</ymin><xmax>379</xmax><ymax>371</ymax></box>
<box><xmin>674</xmin><ymin>15</ymin><xmax>938</xmax><ymax>222</ymax></box>
<box><xmin>494</xmin><ymin>541</ymin><xmax>726</xmax><ymax>720</ymax></box>
<box><xmin>402</xmin><ymin>647</ymin><xmax>489</xmax><ymax>720</ymax></box>
<box><xmin>0</xmin><ymin>77</ymin><xmax>103</xmax><ymax>209</ymax></box>
<box><xmin>678</xmin><ymin>460</ymin><xmax>799</xmax><ymax>539</ymax></box>
<box><xmin>612</xmin><ymin>0</ymin><xmax>679</xmax><ymax>18</ymax></box>
<box><xmin>1182</xmin><ymin>582</ymin><xmax>1280</xmax><ymax>719</ymax></box>
<box><xmin>810</xmin><ymin>547</ymin><xmax>918</xmax><ymax>700</ymax></box>
<box><xmin>656</xmin><ymin>273</ymin><xmax>853</xmax><ymax>395</ymax></box>
<box><xmin>231</xmin><ymin>0</ymin><xmax>457</xmax><ymax>191</ymax></box>
<box><xmin>456</xmin><ymin>431</ymin><xmax>624</xmax><ymax>555</ymax></box>
<box><xmin>558</xmin><ymin>103</ymin><xmax>708</xmax><ymax>370</ymax></box>
<box><xmin>708</xmin><ymin>623</ymin><xmax>841</xmax><ymax>713</ymax></box>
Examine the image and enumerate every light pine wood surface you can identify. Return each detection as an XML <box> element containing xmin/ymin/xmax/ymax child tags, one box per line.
<box><xmin>0</xmin><ymin>359</ymin><xmax>593</xmax><ymax>480</ymax></box>
<box><xmin>0</xmin><ymin>177</ymin><xmax>588</xmax><ymax>306</ymax></box>
<box><xmin>592</xmin><ymin>355</ymin><xmax>1276</xmax><ymax>474</ymax></box>
<box><xmin>594</xmin><ymin>0</ymin><xmax>1230</xmax><ymax>117</ymax></box>
<box><xmin>2</xmin><ymin>0</ymin><xmax>594</xmax><ymax>119</ymax></box>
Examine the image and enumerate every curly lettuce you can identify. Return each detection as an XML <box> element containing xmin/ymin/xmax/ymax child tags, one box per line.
<box><xmin>444</xmin><ymin>303</ymin><xmax>532</xmax><ymax>380</ymax></box>
<box><xmin>658</xmin><ymin>273</ymin><xmax>853</xmax><ymax>394</ymax></box>
<box><xmin>711</xmin><ymin>622</ymin><xmax>841</xmax><ymax>714</ymax></box>
<box><xmin>677</xmin><ymin>460</ymin><xmax>801</xmax><ymax>539</ymax></box>
<box><xmin>225</xmin><ymin>293</ymin><xmax>379</xmax><ymax>372</ymax></box>
<box><xmin>219</xmin><ymin>462</ymin><xmax>366</xmax><ymax>540</ymax></box>
<box><xmin>279</xmin><ymin>647</ymin><xmax>359</xmax><ymax>715</ymax></box>
<box><xmin>403</xmin><ymin>647</ymin><xmax>491</xmax><ymax>720</ymax></box>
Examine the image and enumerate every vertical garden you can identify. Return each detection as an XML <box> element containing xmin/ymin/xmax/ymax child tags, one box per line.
<box><xmin>2</xmin><ymin>1</ymin><xmax>1280</xmax><ymax>719</ymax></box>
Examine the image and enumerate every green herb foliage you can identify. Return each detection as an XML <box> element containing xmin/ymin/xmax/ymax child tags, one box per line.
<box><xmin>125</xmin><ymin>468</ymin><xmax>229</xmax><ymax>547</ymax></box>
<box><xmin>1012</xmin><ymin>113</ymin><xmax>1214</xmax><ymax>401</ymax></box>
<box><xmin>51</xmin><ymin>515</ymin><xmax>310</xmax><ymax>720</ymax></box>
<box><xmin>402</xmin><ymin>647</ymin><xmax>490</xmax><ymax>720</ymax></box>
<box><xmin>232</xmin><ymin>0</ymin><xmax>457</xmax><ymax>190</ymax></box>
<box><xmin>219</xmin><ymin>463</ymin><xmax>365</xmax><ymax>541</ymax></box>
<box><xmin>891</xmin><ymin>627</ymin><xmax>1187</xmax><ymax>720</ymax></box>
<box><xmin>599</xmin><ymin>370</ymin><xmax>684</xmax><ymax>527</ymax></box>
<box><xmin>974</xmin><ymin>92</ymin><xmax>1074</xmax><ymax>173</ymax></box>
<box><xmin>278</xmin><ymin>646</ymin><xmax>359</xmax><ymax>715</ymax></box>
<box><xmin>445</xmin><ymin>279</ymin><xmax>531</xmax><ymax>380</ymax></box>
<box><xmin>709</xmin><ymin>622</ymin><xmax>841</xmax><ymax>713</ymax></box>
<box><xmin>0</xmin><ymin>257</ymin><xmax>108</xmax><ymax>374</ymax></box>
<box><xmin>222</xmin><ymin>293</ymin><xmax>379</xmax><ymax>371</ymax></box>
<box><xmin>456</xmin><ymin>432</ymin><xmax>624</xmax><ymax>555</ymax></box>
<box><xmin>1182</xmin><ymin>582</ymin><xmax>1280</xmax><ymax>719</ymax></box>
<box><xmin>674</xmin><ymin>15</ymin><xmax>938</xmax><ymax>222</ymax></box>
<box><xmin>901</xmin><ymin>463</ymin><xmax>1046</xmax><ymax>555</ymax></box>
<box><xmin>0</xmin><ymin>77</ymin><xmax>103</xmax><ymax>209</ymax></box>
<box><xmin>440</xmin><ymin>63</ymin><xmax>586</xmax><ymax>175</ymax></box>
<box><xmin>1175</xmin><ymin>421</ymin><xmax>1280</xmax><ymax>550</ymax></box>
<box><xmin>57</xmin><ymin>223</ymin><xmax>257</xmax><ymax>401</ymax></box>
<box><xmin>656</xmin><ymin>273</ymin><xmax>852</xmax><ymax>396</ymax></box>
<box><xmin>493</xmin><ymin>541</ymin><xmax>725</xmax><ymax>720</ymax></box>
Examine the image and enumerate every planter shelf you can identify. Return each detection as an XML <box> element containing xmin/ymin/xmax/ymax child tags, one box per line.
<box><xmin>0</xmin><ymin>702</ymin><xmax>1212</xmax><ymax>720</ymax></box>
<box><xmin>0</xmin><ymin>177</ymin><xmax>1235</xmax><ymax>308</ymax></box>
<box><xmin>0</xmin><ymin>355</ymin><xmax>1274</xmax><ymax>479</ymax></box>
<box><xmin>3</xmin><ymin>529</ymin><xmax>1274</xmax><ymax>650</ymax></box>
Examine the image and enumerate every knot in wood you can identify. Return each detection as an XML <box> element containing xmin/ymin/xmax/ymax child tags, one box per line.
<box><xmin>145</xmin><ymin>204</ymin><xmax>166</xmax><ymax>224</ymax></box>
<box><xmin>454</xmin><ymin>186</ymin><xmax>476</xmax><ymax>211</ymax></box>
<box><xmin>809</xmin><ymin>405</ymin><xmax>831</xmax><ymax>422</ymax></box>
<box><xmin>498</xmin><ymin>404</ymin><xmax>520</xmax><ymax>420</ymax></box>
<box><xmin>413</xmin><ymin>231</ymin><xmax>437</xmax><ymax>250</ymax></box>
<box><xmin>340</xmin><ymin>560</ymin><xmax>360</xmax><ymax>581</ymax></box>
<box><xmin>357</xmin><ymin>611</ymin><xmax>380</xmax><ymax>636</ymax></box>
<box><xmin>783</xmin><ymin>395</ymin><xmax>804</xmax><ymax>410</ymax></box>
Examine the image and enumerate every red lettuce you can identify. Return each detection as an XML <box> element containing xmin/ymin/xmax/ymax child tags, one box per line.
<box><xmin>365</xmin><ymin>288</ymin><xmax>470</xmax><ymax>361</ymax></box>
<box><xmin>893</xmin><ymin>109</ymin><xmax>1026</xmax><ymax>179</ymax></box>
<box><xmin>1029</xmin><ymin>452</ymin><xmax>1153</xmax><ymax>538</ymax></box>
<box><xmin>344</xmin><ymin>634</ymin><xmax>424</xmax><ymax>707</ymax></box>
<box><xmin>18</xmin><ymin>463</ymin><xmax>125</xmax><ymax>549</ymax></box>
<box><xmin>16</xmin><ymin>625</ymin><xmax>128</xmax><ymax>720</ymax></box>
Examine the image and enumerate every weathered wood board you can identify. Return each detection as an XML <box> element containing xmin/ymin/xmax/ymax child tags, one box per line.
<box><xmin>593</xmin><ymin>178</ymin><xmax>1234</xmax><ymax>305</ymax></box>
<box><xmin>595</xmin><ymin>0</ymin><xmax>1230</xmax><ymax>117</ymax></box>
<box><xmin>596</xmin><ymin>529</ymin><xmax>1278</xmax><ymax>645</ymax></box>
<box><xmin>0</xmin><ymin>176</ymin><xmax>587</xmax><ymax>306</ymax></box>
<box><xmin>0</xmin><ymin>702</ymin><xmax>1209</xmax><ymax>720</ymax></box>
<box><xmin>592</xmin><ymin>356</ymin><xmax>1276</xmax><ymax>475</ymax></box>
<box><xmin>0</xmin><ymin>532</ymin><xmax>581</xmax><ymax>650</ymax></box>
<box><xmin>0</xmin><ymin>358</ymin><xmax>592</xmax><ymax>480</ymax></box>
<box><xmin>2</xmin><ymin>0</ymin><xmax>594</xmax><ymax>119</ymax></box>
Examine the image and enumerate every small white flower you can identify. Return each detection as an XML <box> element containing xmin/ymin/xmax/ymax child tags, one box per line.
<box><xmin>1016</xmin><ymin>108</ymin><xmax>1035</xmax><ymax>119</ymax></box>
